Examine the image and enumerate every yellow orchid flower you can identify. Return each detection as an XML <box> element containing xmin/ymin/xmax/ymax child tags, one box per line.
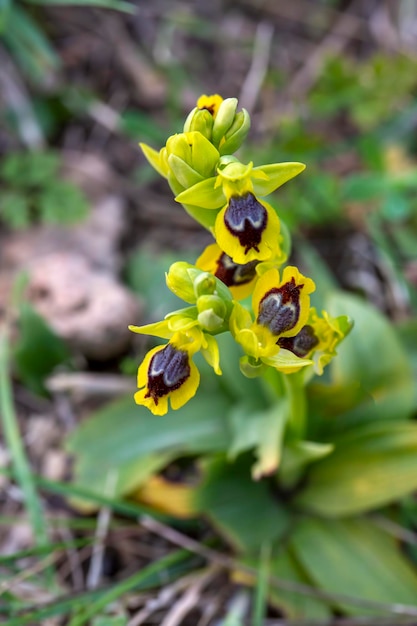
<box><xmin>230</xmin><ymin>266</ymin><xmax>316</xmax><ymax>372</ymax></box>
<box><xmin>134</xmin><ymin>336</ymin><xmax>200</xmax><ymax>416</ymax></box>
<box><xmin>133</xmin><ymin>326</ymin><xmax>222</xmax><ymax>416</ymax></box>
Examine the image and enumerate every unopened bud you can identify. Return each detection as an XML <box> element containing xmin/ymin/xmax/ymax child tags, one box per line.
<box><xmin>166</xmin><ymin>262</ymin><xmax>196</xmax><ymax>304</ymax></box>
<box><xmin>183</xmin><ymin>108</ymin><xmax>214</xmax><ymax>140</ymax></box>
<box><xmin>197</xmin><ymin>295</ymin><xmax>227</xmax><ymax>332</ymax></box>
<box><xmin>212</xmin><ymin>98</ymin><xmax>238</xmax><ymax>146</ymax></box>
<box><xmin>219</xmin><ymin>109</ymin><xmax>250</xmax><ymax>155</ymax></box>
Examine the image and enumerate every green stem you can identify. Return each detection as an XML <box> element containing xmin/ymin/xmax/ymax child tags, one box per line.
<box><xmin>283</xmin><ymin>371</ymin><xmax>307</xmax><ymax>440</ymax></box>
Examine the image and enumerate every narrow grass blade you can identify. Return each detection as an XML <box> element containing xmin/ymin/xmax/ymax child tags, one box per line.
<box><xmin>0</xmin><ymin>330</ymin><xmax>50</xmax><ymax>555</ymax></box>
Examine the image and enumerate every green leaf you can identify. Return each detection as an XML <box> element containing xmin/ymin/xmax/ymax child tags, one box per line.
<box><xmin>279</xmin><ymin>440</ymin><xmax>334</xmax><ymax>490</ymax></box>
<box><xmin>0</xmin><ymin>151</ymin><xmax>60</xmax><ymax>187</ymax></box>
<box><xmin>14</xmin><ymin>303</ymin><xmax>71</xmax><ymax>395</ymax></box>
<box><xmin>227</xmin><ymin>397</ymin><xmax>289</xmax><ymax>480</ymax></box>
<box><xmin>67</xmin><ymin>386</ymin><xmax>233</xmax><ymax>497</ymax></box>
<box><xmin>326</xmin><ymin>291</ymin><xmax>414</xmax><ymax>425</ymax></box>
<box><xmin>381</xmin><ymin>191</ymin><xmax>411</xmax><ymax>221</ymax></box>
<box><xmin>23</xmin><ymin>0</ymin><xmax>136</xmax><ymax>14</ymax></box>
<box><xmin>71</xmin><ymin>450</ymin><xmax>173</xmax><ymax>512</ymax></box>
<box><xmin>295</xmin><ymin>421</ymin><xmax>417</xmax><ymax>516</ymax></box>
<box><xmin>291</xmin><ymin>517</ymin><xmax>417</xmax><ymax>615</ymax></box>
<box><xmin>38</xmin><ymin>181</ymin><xmax>89</xmax><ymax>224</ymax></box>
<box><xmin>194</xmin><ymin>454</ymin><xmax>290</xmax><ymax>553</ymax></box>
<box><xmin>267</xmin><ymin>546</ymin><xmax>331</xmax><ymax>620</ymax></box>
<box><xmin>0</xmin><ymin>0</ymin><xmax>12</xmax><ymax>31</ymax></box>
<box><xmin>0</xmin><ymin>191</ymin><xmax>31</xmax><ymax>229</ymax></box>
<box><xmin>342</xmin><ymin>173</ymin><xmax>387</xmax><ymax>202</ymax></box>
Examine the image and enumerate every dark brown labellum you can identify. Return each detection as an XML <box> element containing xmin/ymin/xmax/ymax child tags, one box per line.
<box><xmin>145</xmin><ymin>344</ymin><xmax>190</xmax><ymax>404</ymax></box>
<box><xmin>257</xmin><ymin>278</ymin><xmax>303</xmax><ymax>335</ymax></box>
<box><xmin>224</xmin><ymin>193</ymin><xmax>267</xmax><ymax>253</ymax></box>
<box><xmin>215</xmin><ymin>252</ymin><xmax>258</xmax><ymax>287</ymax></box>
<box><xmin>278</xmin><ymin>325</ymin><xmax>319</xmax><ymax>357</ymax></box>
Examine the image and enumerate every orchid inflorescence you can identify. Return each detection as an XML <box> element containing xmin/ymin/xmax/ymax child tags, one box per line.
<box><xmin>130</xmin><ymin>94</ymin><xmax>351</xmax><ymax>416</ymax></box>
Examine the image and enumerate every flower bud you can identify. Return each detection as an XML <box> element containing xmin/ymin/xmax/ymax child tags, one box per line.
<box><xmin>183</xmin><ymin>107</ymin><xmax>214</xmax><ymax>140</ymax></box>
<box><xmin>166</xmin><ymin>132</ymin><xmax>220</xmax><ymax>189</ymax></box>
<box><xmin>212</xmin><ymin>98</ymin><xmax>238</xmax><ymax>146</ymax></box>
<box><xmin>218</xmin><ymin>109</ymin><xmax>251</xmax><ymax>155</ymax></box>
<box><xmin>166</xmin><ymin>262</ymin><xmax>197</xmax><ymax>304</ymax></box>
<box><xmin>197</xmin><ymin>295</ymin><xmax>227</xmax><ymax>332</ymax></box>
<box><xmin>193</xmin><ymin>272</ymin><xmax>217</xmax><ymax>298</ymax></box>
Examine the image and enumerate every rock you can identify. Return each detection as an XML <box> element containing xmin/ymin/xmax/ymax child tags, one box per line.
<box><xmin>26</xmin><ymin>251</ymin><xmax>141</xmax><ymax>360</ymax></box>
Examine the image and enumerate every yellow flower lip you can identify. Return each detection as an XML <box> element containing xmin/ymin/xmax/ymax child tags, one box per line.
<box><xmin>253</xmin><ymin>266</ymin><xmax>316</xmax><ymax>339</ymax></box>
<box><xmin>146</xmin><ymin>343</ymin><xmax>190</xmax><ymax>401</ymax></box>
<box><xmin>196</xmin><ymin>94</ymin><xmax>223</xmax><ymax>118</ymax></box>
<box><xmin>135</xmin><ymin>342</ymin><xmax>200</xmax><ymax>416</ymax></box>
<box><xmin>215</xmin><ymin>194</ymin><xmax>281</xmax><ymax>264</ymax></box>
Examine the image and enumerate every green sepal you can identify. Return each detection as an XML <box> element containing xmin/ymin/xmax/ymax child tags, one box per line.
<box><xmin>168</xmin><ymin>154</ymin><xmax>204</xmax><ymax>188</ymax></box>
<box><xmin>262</xmin><ymin>349</ymin><xmax>313</xmax><ymax>372</ymax></box>
<box><xmin>139</xmin><ymin>142</ymin><xmax>168</xmax><ymax>178</ymax></box>
<box><xmin>252</xmin><ymin>162</ymin><xmax>306</xmax><ymax>196</ymax></box>
<box><xmin>175</xmin><ymin>177</ymin><xmax>225</xmax><ymax>209</ymax></box>
<box><xmin>239</xmin><ymin>355</ymin><xmax>267</xmax><ymax>378</ymax></box>
<box><xmin>166</xmin><ymin>132</ymin><xmax>220</xmax><ymax>181</ymax></box>
<box><xmin>181</xmin><ymin>204</ymin><xmax>219</xmax><ymax>230</ymax></box>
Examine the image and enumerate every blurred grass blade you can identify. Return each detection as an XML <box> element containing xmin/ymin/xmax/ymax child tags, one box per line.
<box><xmin>0</xmin><ymin>0</ymin><xmax>12</xmax><ymax>31</ymax></box>
<box><xmin>23</xmin><ymin>0</ymin><xmax>136</xmax><ymax>14</ymax></box>
<box><xmin>0</xmin><ymin>329</ymin><xmax>50</xmax><ymax>551</ymax></box>
<box><xmin>252</xmin><ymin>543</ymin><xmax>270</xmax><ymax>626</ymax></box>
<box><xmin>2</xmin><ymin>4</ymin><xmax>59</xmax><ymax>81</ymax></box>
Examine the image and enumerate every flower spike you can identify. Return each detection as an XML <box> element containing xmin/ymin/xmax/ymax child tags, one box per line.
<box><xmin>131</xmin><ymin>93</ymin><xmax>350</xmax><ymax>414</ymax></box>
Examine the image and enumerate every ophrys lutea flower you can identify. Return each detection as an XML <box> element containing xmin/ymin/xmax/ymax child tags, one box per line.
<box><xmin>230</xmin><ymin>266</ymin><xmax>316</xmax><ymax>372</ymax></box>
<box><xmin>176</xmin><ymin>158</ymin><xmax>305</xmax><ymax>265</ymax></box>
<box><xmin>131</xmin><ymin>325</ymin><xmax>221</xmax><ymax>416</ymax></box>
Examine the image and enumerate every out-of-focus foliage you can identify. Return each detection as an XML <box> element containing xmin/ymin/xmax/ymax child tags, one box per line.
<box><xmin>0</xmin><ymin>151</ymin><xmax>89</xmax><ymax>228</ymax></box>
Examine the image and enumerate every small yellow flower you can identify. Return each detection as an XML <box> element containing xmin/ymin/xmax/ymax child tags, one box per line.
<box><xmin>275</xmin><ymin>308</ymin><xmax>352</xmax><ymax>375</ymax></box>
<box><xmin>215</xmin><ymin>193</ymin><xmax>281</xmax><ymax>265</ymax></box>
<box><xmin>176</xmin><ymin>158</ymin><xmax>305</xmax><ymax>264</ymax></box>
<box><xmin>230</xmin><ymin>266</ymin><xmax>316</xmax><ymax>372</ymax></box>
<box><xmin>134</xmin><ymin>339</ymin><xmax>200</xmax><ymax>416</ymax></box>
<box><xmin>253</xmin><ymin>266</ymin><xmax>315</xmax><ymax>339</ymax></box>
<box><xmin>130</xmin><ymin>322</ymin><xmax>222</xmax><ymax>415</ymax></box>
<box><xmin>307</xmin><ymin>308</ymin><xmax>352</xmax><ymax>374</ymax></box>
